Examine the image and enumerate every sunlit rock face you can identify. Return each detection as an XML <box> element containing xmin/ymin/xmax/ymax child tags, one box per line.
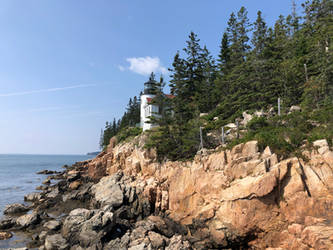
<box><xmin>86</xmin><ymin>136</ymin><xmax>333</xmax><ymax>248</ymax></box>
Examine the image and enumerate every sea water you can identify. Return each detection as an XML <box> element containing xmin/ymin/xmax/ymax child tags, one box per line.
<box><xmin>0</xmin><ymin>154</ymin><xmax>92</xmax><ymax>248</ymax></box>
<box><xmin>0</xmin><ymin>154</ymin><xmax>92</xmax><ymax>217</ymax></box>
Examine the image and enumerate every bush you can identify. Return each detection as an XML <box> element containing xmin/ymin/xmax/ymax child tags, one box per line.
<box><xmin>247</xmin><ymin>116</ymin><xmax>269</xmax><ymax>132</ymax></box>
<box><xmin>117</xmin><ymin>127</ymin><xmax>142</xmax><ymax>143</ymax></box>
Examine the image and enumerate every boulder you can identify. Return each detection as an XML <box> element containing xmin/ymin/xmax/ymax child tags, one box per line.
<box><xmin>16</xmin><ymin>212</ymin><xmax>40</xmax><ymax>228</ymax></box>
<box><xmin>4</xmin><ymin>203</ymin><xmax>29</xmax><ymax>215</ymax></box>
<box><xmin>44</xmin><ymin>220</ymin><xmax>61</xmax><ymax>231</ymax></box>
<box><xmin>91</xmin><ymin>175</ymin><xmax>124</xmax><ymax>208</ymax></box>
<box><xmin>78</xmin><ymin>211</ymin><xmax>115</xmax><ymax>247</ymax></box>
<box><xmin>39</xmin><ymin>231</ymin><xmax>48</xmax><ymax>241</ymax></box>
<box><xmin>44</xmin><ymin>234</ymin><xmax>69</xmax><ymax>250</ymax></box>
<box><xmin>69</xmin><ymin>181</ymin><xmax>81</xmax><ymax>190</ymax></box>
<box><xmin>105</xmin><ymin>231</ymin><xmax>130</xmax><ymax>249</ymax></box>
<box><xmin>166</xmin><ymin>235</ymin><xmax>191</xmax><ymax>250</ymax></box>
<box><xmin>43</xmin><ymin>178</ymin><xmax>51</xmax><ymax>185</ymax></box>
<box><xmin>148</xmin><ymin>231</ymin><xmax>165</xmax><ymax>248</ymax></box>
<box><xmin>313</xmin><ymin>139</ymin><xmax>328</xmax><ymax>148</ymax></box>
<box><xmin>24</xmin><ymin>192</ymin><xmax>42</xmax><ymax>202</ymax></box>
<box><xmin>0</xmin><ymin>218</ymin><xmax>15</xmax><ymax>230</ymax></box>
<box><xmin>242</xmin><ymin>140</ymin><xmax>259</xmax><ymax>157</ymax></box>
<box><xmin>0</xmin><ymin>231</ymin><xmax>12</xmax><ymax>240</ymax></box>
<box><xmin>62</xmin><ymin>208</ymin><xmax>94</xmax><ymax>238</ymax></box>
<box><xmin>46</xmin><ymin>187</ymin><xmax>59</xmax><ymax>199</ymax></box>
<box><xmin>289</xmin><ymin>105</ymin><xmax>301</xmax><ymax>112</ymax></box>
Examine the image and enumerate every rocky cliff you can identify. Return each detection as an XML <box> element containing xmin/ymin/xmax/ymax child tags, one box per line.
<box><xmin>1</xmin><ymin>136</ymin><xmax>333</xmax><ymax>249</ymax></box>
<box><xmin>86</xmin><ymin>136</ymin><xmax>333</xmax><ymax>249</ymax></box>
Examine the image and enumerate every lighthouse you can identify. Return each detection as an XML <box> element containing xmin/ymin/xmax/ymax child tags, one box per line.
<box><xmin>140</xmin><ymin>73</ymin><xmax>160</xmax><ymax>131</ymax></box>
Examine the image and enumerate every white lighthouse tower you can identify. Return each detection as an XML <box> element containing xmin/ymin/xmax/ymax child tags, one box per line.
<box><xmin>140</xmin><ymin>73</ymin><xmax>160</xmax><ymax>131</ymax></box>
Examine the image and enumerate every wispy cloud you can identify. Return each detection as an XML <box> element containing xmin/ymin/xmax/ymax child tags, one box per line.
<box><xmin>28</xmin><ymin>105</ymin><xmax>81</xmax><ymax>113</ymax></box>
<box><xmin>125</xmin><ymin>56</ymin><xmax>167</xmax><ymax>76</ymax></box>
<box><xmin>118</xmin><ymin>65</ymin><xmax>125</xmax><ymax>72</ymax></box>
<box><xmin>0</xmin><ymin>84</ymin><xmax>96</xmax><ymax>97</ymax></box>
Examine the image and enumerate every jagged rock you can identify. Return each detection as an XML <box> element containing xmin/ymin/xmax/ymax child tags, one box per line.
<box><xmin>24</xmin><ymin>192</ymin><xmax>42</xmax><ymax>202</ymax></box>
<box><xmin>44</xmin><ymin>220</ymin><xmax>61</xmax><ymax>231</ymax></box>
<box><xmin>148</xmin><ymin>231</ymin><xmax>166</xmax><ymax>248</ymax></box>
<box><xmin>242</xmin><ymin>140</ymin><xmax>259</xmax><ymax>157</ymax></box>
<box><xmin>313</xmin><ymin>139</ymin><xmax>328</xmax><ymax>148</ymax></box>
<box><xmin>16</xmin><ymin>212</ymin><xmax>40</xmax><ymax>228</ymax></box>
<box><xmin>44</xmin><ymin>234</ymin><xmax>68</xmax><ymax>250</ymax></box>
<box><xmin>69</xmin><ymin>181</ymin><xmax>81</xmax><ymax>190</ymax></box>
<box><xmin>46</xmin><ymin>187</ymin><xmax>59</xmax><ymax>199</ymax></box>
<box><xmin>4</xmin><ymin>203</ymin><xmax>29</xmax><ymax>215</ymax></box>
<box><xmin>62</xmin><ymin>208</ymin><xmax>94</xmax><ymax>239</ymax></box>
<box><xmin>78</xmin><ymin>211</ymin><xmax>115</xmax><ymax>247</ymax></box>
<box><xmin>43</xmin><ymin>178</ymin><xmax>51</xmax><ymax>185</ymax></box>
<box><xmin>66</xmin><ymin>171</ymin><xmax>80</xmax><ymax>182</ymax></box>
<box><xmin>91</xmin><ymin>175</ymin><xmax>124</xmax><ymax>208</ymax></box>
<box><xmin>105</xmin><ymin>231</ymin><xmax>130</xmax><ymax>249</ymax></box>
<box><xmin>0</xmin><ymin>231</ymin><xmax>12</xmax><ymax>240</ymax></box>
<box><xmin>300</xmin><ymin>225</ymin><xmax>333</xmax><ymax>249</ymax></box>
<box><xmin>166</xmin><ymin>235</ymin><xmax>191</xmax><ymax>250</ymax></box>
<box><xmin>36</xmin><ymin>185</ymin><xmax>48</xmax><ymax>191</ymax></box>
<box><xmin>0</xmin><ymin>217</ymin><xmax>15</xmax><ymax>230</ymax></box>
<box><xmin>39</xmin><ymin>231</ymin><xmax>48</xmax><ymax>241</ymax></box>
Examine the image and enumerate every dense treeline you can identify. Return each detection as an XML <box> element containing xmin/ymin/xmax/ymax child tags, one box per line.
<box><xmin>99</xmin><ymin>96</ymin><xmax>141</xmax><ymax>149</ymax></box>
<box><xmin>146</xmin><ymin>0</ymin><xmax>333</xmax><ymax>161</ymax></box>
<box><xmin>99</xmin><ymin>0</ymin><xmax>332</xmax><ymax>159</ymax></box>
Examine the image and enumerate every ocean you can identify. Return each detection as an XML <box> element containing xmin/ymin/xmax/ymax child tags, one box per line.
<box><xmin>0</xmin><ymin>154</ymin><xmax>92</xmax><ymax>218</ymax></box>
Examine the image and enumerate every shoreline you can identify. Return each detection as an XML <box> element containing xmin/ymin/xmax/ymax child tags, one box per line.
<box><xmin>0</xmin><ymin>160</ymin><xmax>195</xmax><ymax>249</ymax></box>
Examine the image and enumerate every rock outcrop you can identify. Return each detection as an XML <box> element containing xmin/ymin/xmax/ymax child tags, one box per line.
<box><xmin>83</xmin><ymin>136</ymin><xmax>333</xmax><ymax>249</ymax></box>
<box><xmin>1</xmin><ymin>136</ymin><xmax>333</xmax><ymax>249</ymax></box>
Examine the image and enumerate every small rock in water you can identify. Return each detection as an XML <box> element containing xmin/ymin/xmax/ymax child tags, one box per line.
<box><xmin>0</xmin><ymin>231</ymin><xmax>13</xmax><ymax>240</ymax></box>
<box><xmin>37</xmin><ymin>170</ymin><xmax>59</xmax><ymax>175</ymax></box>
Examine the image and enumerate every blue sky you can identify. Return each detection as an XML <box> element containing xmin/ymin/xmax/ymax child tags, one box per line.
<box><xmin>0</xmin><ymin>0</ymin><xmax>305</xmax><ymax>154</ymax></box>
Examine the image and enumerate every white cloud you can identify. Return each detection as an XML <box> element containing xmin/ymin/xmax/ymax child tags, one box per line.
<box><xmin>126</xmin><ymin>56</ymin><xmax>167</xmax><ymax>76</ymax></box>
<box><xmin>0</xmin><ymin>84</ymin><xmax>96</xmax><ymax>97</ymax></box>
<box><xmin>118</xmin><ymin>65</ymin><xmax>125</xmax><ymax>71</ymax></box>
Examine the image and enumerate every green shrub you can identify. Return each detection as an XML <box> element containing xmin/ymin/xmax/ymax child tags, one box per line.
<box><xmin>117</xmin><ymin>127</ymin><xmax>142</xmax><ymax>143</ymax></box>
<box><xmin>247</xmin><ymin>116</ymin><xmax>269</xmax><ymax>132</ymax></box>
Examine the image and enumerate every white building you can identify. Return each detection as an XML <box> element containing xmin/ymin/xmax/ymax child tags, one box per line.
<box><xmin>140</xmin><ymin>75</ymin><xmax>174</xmax><ymax>131</ymax></box>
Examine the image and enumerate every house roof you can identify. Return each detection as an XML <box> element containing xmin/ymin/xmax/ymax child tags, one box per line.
<box><xmin>165</xmin><ymin>94</ymin><xmax>175</xmax><ymax>99</ymax></box>
<box><xmin>146</xmin><ymin>94</ymin><xmax>175</xmax><ymax>104</ymax></box>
